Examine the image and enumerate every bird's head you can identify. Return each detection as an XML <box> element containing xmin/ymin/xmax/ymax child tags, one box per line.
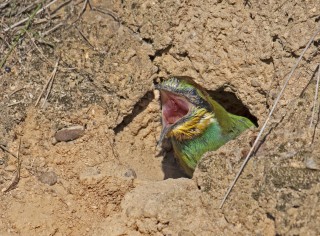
<box><xmin>155</xmin><ymin>76</ymin><xmax>215</xmax><ymax>144</ymax></box>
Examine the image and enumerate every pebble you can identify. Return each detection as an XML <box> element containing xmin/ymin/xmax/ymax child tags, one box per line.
<box><xmin>124</xmin><ymin>168</ymin><xmax>137</xmax><ymax>179</ymax></box>
<box><xmin>38</xmin><ymin>171</ymin><xmax>58</xmax><ymax>186</ymax></box>
<box><xmin>250</xmin><ymin>79</ymin><xmax>261</xmax><ymax>87</ymax></box>
<box><xmin>5</xmin><ymin>66</ymin><xmax>11</xmax><ymax>73</ymax></box>
<box><xmin>305</xmin><ymin>158</ymin><xmax>320</xmax><ymax>170</ymax></box>
<box><xmin>54</xmin><ymin>125</ymin><xmax>85</xmax><ymax>143</ymax></box>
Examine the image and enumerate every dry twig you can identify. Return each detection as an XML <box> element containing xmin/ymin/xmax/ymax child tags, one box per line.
<box><xmin>33</xmin><ymin>12</ymin><xmax>61</xmax><ymax>25</ymax></box>
<box><xmin>2</xmin><ymin>138</ymin><xmax>22</xmax><ymax>193</ymax></box>
<box><xmin>26</xmin><ymin>31</ymin><xmax>54</xmax><ymax>66</ymax></box>
<box><xmin>0</xmin><ymin>1</ymin><xmax>10</xmax><ymax>10</ymax></box>
<box><xmin>41</xmin><ymin>22</ymin><xmax>64</xmax><ymax>37</ymax></box>
<box><xmin>75</xmin><ymin>26</ymin><xmax>95</xmax><ymax>49</ymax></box>
<box><xmin>78</xmin><ymin>0</ymin><xmax>92</xmax><ymax>19</ymax></box>
<box><xmin>219</xmin><ymin>24</ymin><xmax>320</xmax><ymax>209</ymax></box>
<box><xmin>92</xmin><ymin>7</ymin><xmax>120</xmax><ymax>23</ymax></box>
<box><xmin>26</xmin><ymin>32</ymin><xmax>76</xmax><ymax>71</ymax></box>
<box><xmin>9</xmin><ymin>87</ymin><xmax>26</xmax><ymax>97</ymax></box>
<box><xmin>35</xmin><ymin>58</ymin><xmax>59</xmax><ymax>107</ymax></box>
<box><xmin>16</xmin><ymin>0</ymin><xmax>42</xmax><ymax>16</ymax></box>
<box><xmin>0</xmin><ymin>144</ymin><xmax>18</xmax><ymax>159</ymax></box>
<box><xmin>42</xmin><ymin>59</ymin><xmax>59</xmax><ymax>108</ymax></box>
<box><xmin>7</xmin><ymin>101</ymin><xmax>23</xmax><ymax>107</ymax></box>
<box><xmin>310</xmin><ymin>64</ymin><xmax>320</xmax><ymax>128</ymax></box>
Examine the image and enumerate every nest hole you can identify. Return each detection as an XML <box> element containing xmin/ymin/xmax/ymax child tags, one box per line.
<box><xmin>208</xmin><ymin>88</ymin><xmax>258</xmax><ymax>127</ymax></box>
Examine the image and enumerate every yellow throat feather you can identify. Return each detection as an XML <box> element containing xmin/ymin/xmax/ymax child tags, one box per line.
<box><xmin>167</xmin><ymin>108</ymin><xmax>215</xmax><ymax>141</ymax></box>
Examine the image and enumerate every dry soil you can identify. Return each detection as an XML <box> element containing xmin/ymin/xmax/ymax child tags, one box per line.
<box><xmin>1</xmin><ymin>0</ymin><xmax>320</xmax><ymax>235</ymax></box>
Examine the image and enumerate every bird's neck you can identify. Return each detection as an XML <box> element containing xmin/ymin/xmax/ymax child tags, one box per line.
<box><xmin>170</xmin><ymin>121</ymin><xmax>228</xmax><ymax>175</ymax></box>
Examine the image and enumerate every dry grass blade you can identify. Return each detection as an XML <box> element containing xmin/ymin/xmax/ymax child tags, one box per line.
<box><xmin>26</xmin><ymin>31</ymin><xmax>54</xmax><ymax>66</ymax></box>
<box><xmin>92</xmin><ymin>7</ymin><xmax>120</xmax><ymax>24</ymax></box>
<box><xmin>310</xmin><ymin>64</ymin><xmax>320</xmax><ymax>129</ymax></box>
<box><xmin>41</xmin><ymin>22</ymin><xmax>64</xmax><ymax>37</ymax></box>
<box><xmin>35</xmin><ymin>71</ymin><xmax>54</xmax><ymax>106</ymax></box>
<box><xmin>0</xmin><ymin>2</ymin><xmax>10</xmax><ymax>9</ymax></box>
<box><xmin>35</xmin><ymin>59</ymin><xmax>59</xmax><ymax>107</ymax></box>
<box><xmin>3</xmin><ymin>0</ymin><xmax>59</xmax><ymax>32</ymax></box>
<box><xmin>7</xmin><ymin>101</ymin><xmax>23</xmax><ymax>107</ymax></box>
<box><xmin>42</xmin><ymin>59</ymin><xmax>59</xmax><ymax>108</ymax></box>
<box><xmin>33</xmin><ymin>12</ymin><xmax>61</xmax><ymax>25</ymax></box>
<box><xmin>16</xmin><ymin>0</ymin><xmax>42</xmax><ymax>16</ymax></box>
<box><xmin>2</xmin><ymin>138</ymin><xmax>22</xmax><ymax>193</ymax></box>
<box><xmin>78</xmin><ymin>0</ymin><xmax>92</xmax><ymax>19</ymax></box>
<box><xmin>0</xmin><ymin>3</ymin><xmax>42</xmax><ymax>68</ymax></box>
<box><xmin>75</xmin><ymin>26</ymin><xmax>95</xmax><ymax>49</ymax></box>
<box><xmin>219</xmin><ymin>24</ymin><xmax>320</xmax><ymax>209</ymax></box>
<box><xmin>0</xmin><ymin>144</ymin><xmax>18</xmax><ymax>159</ymax></box>
<box><xmin>9</xmin><ymin>87</ymin><xmax>26</xmax><ymax>97</ymax></box>
<box><xmin>26</xmin><ymin>32</ymin><xmax>76</xmax><ymax>71</ymax></box>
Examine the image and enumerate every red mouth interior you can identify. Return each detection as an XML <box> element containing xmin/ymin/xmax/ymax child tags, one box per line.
<box><xmin>160</xmin><ymin>91</ymin><xmax>190</xmax><ymax>126</ymax></box>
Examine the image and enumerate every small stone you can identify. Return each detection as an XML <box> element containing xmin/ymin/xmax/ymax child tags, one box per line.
<box><xmin>54</xmin><ymin>125</ymin><xmax>85</xmax><ymax>142</ymax></box>
<box><xmin>38</xmin><ymin>171</ymin><xmax>58</xmax><ymax>186</ymax></box>
<box><xmin>51</xmin><ymin>137</ymin><xmax>58</xmax><ymax>145</ymax></box>
<box><xmin>5</xmin><ymin>66</ymin><xmax>11</xmax><ymax>73</ymax></box>
<box><xmin>250</xmin><ymin>79</ymin><xmax>261</xmax><ymax>87</ymax></box>
<box><xmin>124</xmin><ymin>168</ymin><xmax>137</xmax><ymax>178</ymax></box>
<box><xmin>305</xmin><ymin>158</ymin><xmax>320</xmax><ymax>170</ymax></box>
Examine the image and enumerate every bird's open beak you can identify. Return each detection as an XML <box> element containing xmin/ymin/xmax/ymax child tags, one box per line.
<box><xmin>157</xmin><ymin>123</ymin><xmax>172</xmax><ymax>146</ymax></box>
<box><xmin>156</xmin><ymin>89</ymin><xmax>192</xmax><ymax>145</ymax></box>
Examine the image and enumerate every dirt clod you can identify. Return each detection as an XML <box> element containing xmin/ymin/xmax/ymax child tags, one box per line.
<box><xmin>38</xmin><ymin>171</ymin><xmax>58</xmax><ymax>186</ymax></box>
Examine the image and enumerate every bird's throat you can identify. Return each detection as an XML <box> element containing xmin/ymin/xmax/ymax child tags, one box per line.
<box><xmin>169</xmin><ymin>108</ymin><xmax>215</xmax><ymax>140</ymax></box>
<box><xmin>160</xmin><ymin>91</ymin><xmax>190</xmax><ymax>126</ymax></box>
<box><xmin>158</xmin><ymin>90</ymin><xmax>214</xmax><ymax>144</ymax></box>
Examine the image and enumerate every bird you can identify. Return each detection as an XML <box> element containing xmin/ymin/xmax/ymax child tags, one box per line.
<box><xmin>155</xmin><ymin>76</ymin><xmax>255</xmax><ymax>177</ymax></box>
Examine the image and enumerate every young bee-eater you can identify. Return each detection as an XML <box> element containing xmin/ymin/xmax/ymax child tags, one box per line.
<box><xmin>155</xmin><ymin>76</ymin><xmax>255</xmax><ymax>177</ymax></box>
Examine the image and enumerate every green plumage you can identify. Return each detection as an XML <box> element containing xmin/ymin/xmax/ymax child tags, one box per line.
<box><xmin>172</xmin><ymin>113</ymin><xmax>253</xmax><ymax>176</ymax></box>
<box><xmin>155</xmin><ymin>76</ymin><xmax>255</xmax><ymax>177</ymax></box>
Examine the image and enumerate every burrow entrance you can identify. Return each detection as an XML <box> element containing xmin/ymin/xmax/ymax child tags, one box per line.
<box><xmin>113</xmin><ymin>80</ymin><xmax>258</xmax><ymax>180</ymax></box>
<box><xmin>157</xmin><ymin>80</ymin><xmax>258</xmax><ymax>179</ymax></box>
<box><xmin>208</xmin><ymin>88</ymin><xmax>258</xmax><ymax>127</ymax></box>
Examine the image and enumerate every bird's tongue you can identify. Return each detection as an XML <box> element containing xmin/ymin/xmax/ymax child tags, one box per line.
<box><xmin>160</xmin><ymin>91</ymin><xmax>190</xmax><ymax>125</ymax></box>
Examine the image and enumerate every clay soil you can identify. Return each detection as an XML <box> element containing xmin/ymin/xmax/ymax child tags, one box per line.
<box><xmin>1</xmin><ymin>0</ymin><xmax>320</xmax><ymax>235</ymax></box>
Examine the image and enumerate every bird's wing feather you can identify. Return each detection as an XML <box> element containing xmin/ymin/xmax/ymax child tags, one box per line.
<box><xmin>206</xmin><ymin>95</ymin><xmax>234</xmax><ymax>133</ymax></box>
<box><xmin>206</xmin><ymin>94</ymin><xmax>255</xmax><ymax>136</ymax></box>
